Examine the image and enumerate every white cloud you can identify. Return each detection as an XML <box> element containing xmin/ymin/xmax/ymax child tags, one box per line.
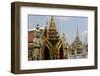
<box><xmin>80</xmin><ymin>30</ymin><xmax>88</xmax><ymax>36</ymax></box>
<box><xmin>55</xmin><ymin>16</ymin><xmax>71</xmax><ymax>22</ymax></box>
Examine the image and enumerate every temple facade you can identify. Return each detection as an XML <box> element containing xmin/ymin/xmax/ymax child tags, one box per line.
<box><xmin>28</xmin><ymin>16</ymin><xmax>88</xmax><ymax>60</ymax></box>
<box><xmin>68</xmin><ymin>26</ymin><xmax>88</xmax><ymax>59</ymax></box>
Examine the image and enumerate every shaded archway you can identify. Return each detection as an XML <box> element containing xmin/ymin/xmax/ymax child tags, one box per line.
<box><xmin>59</xmin><ymin>46</ymin><xmax>63</xmax><ymax>59</ymax></box>
<box><xmin>44</xmin><ymin>46</ymin><xmax>50</xmax><ymax>60</ymax></box>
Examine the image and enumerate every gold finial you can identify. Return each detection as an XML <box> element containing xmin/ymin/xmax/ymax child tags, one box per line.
<box><xmin>49</xmin><ymin>16</ymin><xmax>56</xmax><ymax>29</ymax></box>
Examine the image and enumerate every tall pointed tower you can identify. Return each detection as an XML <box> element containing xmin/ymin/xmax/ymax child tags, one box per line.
<box><xmin>75</xmin><ymin>25</ymin><xmax>80</xmax><ymax>42</ymax></box>
<box><xmin>73</xmin><ymin>26</ymin><xmax>83</xmax><ymax>54</ymax></box>
<box><xmin>41</xmin><ymin>16</ymin><xmax>65</xmax><ymax>60</ymax></box>
<box><xmin>48</xmin><ymin>16</ymin><xmax>59</xmax><ymax>43</ymax></box>
<box><xmin>49</xmin><ymin>16</ymin><xmax>56</xmax><ymax>29</ymax></box>
<box><xmin>69</xmin><ymin>25</ymin><xmax>84</xmax><ymax>59</ymax></box>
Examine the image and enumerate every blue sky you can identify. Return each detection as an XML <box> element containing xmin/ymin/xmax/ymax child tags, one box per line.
<box><xmin>28</xmin><ymin>15</ymin><xmax>88</xmax><ymax>44</ymax></box>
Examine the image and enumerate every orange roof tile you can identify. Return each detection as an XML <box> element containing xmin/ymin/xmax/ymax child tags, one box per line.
<box><xmin>28</xmin><ymin>31</ymin><xmax>35</xmax><ymax>43</ymax></box>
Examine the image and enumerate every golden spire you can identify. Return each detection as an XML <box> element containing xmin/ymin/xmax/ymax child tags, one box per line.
<box><xmin>49</xmin><ymin>16</ymin><xmax>56</xmax><ymax>29</ymax></box>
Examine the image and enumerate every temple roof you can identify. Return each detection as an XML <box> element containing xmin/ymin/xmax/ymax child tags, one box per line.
<box><xmin>71</xmin><ymin>25</ymin><xmax>82</xmax><ymax>45</ymax></box>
